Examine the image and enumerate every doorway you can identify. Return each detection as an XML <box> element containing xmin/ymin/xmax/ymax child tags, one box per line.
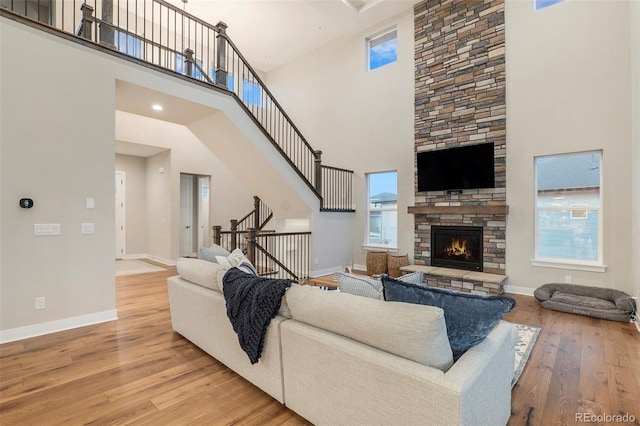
<box><xmin>180</xmin><ymin>173</ymin><xmax>210</xmax><ymax>257</ymax></box>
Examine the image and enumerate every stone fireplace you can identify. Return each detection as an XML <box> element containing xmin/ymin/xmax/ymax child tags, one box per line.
<box><xmin>431</xmin><ymin>226</ymin><xmax>483</xmax><ymax>272</ymax></box>
<box><xmin>410</xmin><ymin>0</ymin><xmax>507</xmax><ymax>294</ymax></box>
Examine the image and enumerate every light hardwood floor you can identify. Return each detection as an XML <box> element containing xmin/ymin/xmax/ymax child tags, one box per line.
<box><xmin>1</xmin><ymin>265</ymin><xmax>638</xmax><ymax>425</ymax></box>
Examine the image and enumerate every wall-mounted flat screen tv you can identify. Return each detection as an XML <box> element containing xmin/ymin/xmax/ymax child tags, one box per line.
<box><xmin>417</xmin><ymin>142</ymin><xmax>495</xmax><ymax>192</ymax></box>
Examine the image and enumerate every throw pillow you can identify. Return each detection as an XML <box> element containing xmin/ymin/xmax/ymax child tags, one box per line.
<box><xmin>216</xmin><ymin>248</ymin><xmax>258</xmax><ymax>276</ymax></box>
<box><xmin>382</xmin><ymin>276</ymin><xmax>516</xmax><ymax>360</ymax></box>
<box><xmin>397</xmin><ymin>271</ymin><xmax>425</xmax><ymax>286</ymax></box>
<box><xmin>335</xmin><ymin>272</ymin><xmax>383</xmax><ymax>300</ymax></box>
<box><xmin>198</xmin><ymin>244</ymin><xmax>231</xmax><ymax>263</ymax></box>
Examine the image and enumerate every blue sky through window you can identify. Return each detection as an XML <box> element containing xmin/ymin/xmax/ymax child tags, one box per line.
<box><xmin>369</xmin><ymin>171</ymin><xmax>397</xmax><ymax>200</ymax></box>
<box><xmin>534</xmin><ymin>0</ymin><xmax>565</xmax><ymax>11</ymax></box>
<box><xmin>242</xmin><ymin>80</ymin><xmax>262</xmax><ymax>106</ymax></box>
<box><xmin>368</xmin><ymin>29</ymin><xmax>397</xmax><ymax>71</ymax></box>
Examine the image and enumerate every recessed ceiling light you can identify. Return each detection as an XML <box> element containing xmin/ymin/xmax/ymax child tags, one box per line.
<box><xmin>152</xmin><ymin>104</ymin><xmax>163</xmax><ymax>111</ymax></box>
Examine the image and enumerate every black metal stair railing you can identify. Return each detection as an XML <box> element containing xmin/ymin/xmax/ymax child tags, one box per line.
<box><xmin>212</xmin><ymin>196</ymin><xmax>309</xmax><ymax>280</ymax></box>
<box><xmin>1</xmin><ymin>0</ymin><xmax>354</xmax><ymax>212</ymax></box>
<box><xmin>212</xmin><ymin>196</ymin><xmax>273</xmax><ymax>252</ymax></box>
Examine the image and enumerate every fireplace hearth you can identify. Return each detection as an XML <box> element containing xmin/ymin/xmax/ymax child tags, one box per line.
<box><xmin>431</xmin><ymin>226</ymin><xmax>483</xmax><ymax>272</ymax></box>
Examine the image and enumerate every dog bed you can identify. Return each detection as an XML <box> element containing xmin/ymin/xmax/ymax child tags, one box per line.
<box><xmin>534</xmin><ymin>283</ymin><xmax>636</xmax><ymax>322</ymax></box>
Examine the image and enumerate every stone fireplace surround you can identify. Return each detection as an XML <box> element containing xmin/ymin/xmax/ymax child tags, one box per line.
<box><xmin>412</xmin><ymin>0</ymin><xmax>507</xmax><ymax>294</ymax></box>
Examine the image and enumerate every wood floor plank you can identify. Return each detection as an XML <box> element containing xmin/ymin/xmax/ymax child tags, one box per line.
<box><xmin>539</xmin><ymin>317</ymin><xmax>583</xmax><ymax>425</ymax></box>
<box><xmin>1</xmin><ymin>266</ymin><xmax>638</xmax><ymax>425</ymax></box>
<box><xmin>576</xmin><ymin>324</ymin><xmax>611</xmax><ymax>418</ymax></box>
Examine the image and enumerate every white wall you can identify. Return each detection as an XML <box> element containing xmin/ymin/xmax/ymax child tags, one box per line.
<box><xmin>1</xmin><ymin>18</ymin><xmax>117</xmax><ymax>339</ymax></box>
<box><xmin>632</xmin><ymin>0</ymin><xmax>640</xmax><ymax>298</ymax></box>
<box><xmin>266</xmin><ymin>10</ymin><xmax>415</xmax><ymax>268</ymax></box>
<box><xmin>505</xmin><ymin>0</ymin><xmax>634</xmax><ymax>294</ymax></box>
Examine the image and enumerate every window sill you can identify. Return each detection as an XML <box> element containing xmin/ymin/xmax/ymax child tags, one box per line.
<box><xmin>530</xmin><ymin>259</ymin><xmax>607</xmax><ymax>273</ymax></box>
<box><xmin>362</xmin><ymin>244</ymin><xmax>399</xmax><ymax>253</ymax></box>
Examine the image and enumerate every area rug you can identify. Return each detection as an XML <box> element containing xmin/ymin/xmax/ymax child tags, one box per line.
<box><xmin>510</xmin><ymin>322</ymin><xmax>541</xmax><ymax>387</ymax></box>
<box><xmin>115</xmin><ymin>259</ymin><xmax>166</xmax><ymax>276</ymax></box>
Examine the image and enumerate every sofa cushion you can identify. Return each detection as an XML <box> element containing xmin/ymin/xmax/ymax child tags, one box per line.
<box><xmin>335</xmin><ymin>272</ymin><xmax>383</xmax><ymax>299</ymax></box>
<box><xmin>198</xmin><ymin>244</ymin><xmax>231</xmax><ymax>262</ymax></box>
<box><xmin>285</xmin><ymin>284</ymin><xmax>453</xmax><ymax>371</ymax></box>
<box><xmin>382</xmin><ymin>276</ymin><xmax>515</xmax><ymax>360</ymax></box>
<box><xmin>176</xmin><ymin>257</ymin><xmax>226</xmax><ymax>292</ymax></box>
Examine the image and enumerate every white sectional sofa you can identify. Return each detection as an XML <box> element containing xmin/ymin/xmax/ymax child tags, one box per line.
<box><xmin>167</xmin><ymin>258</ymin><xmax>518</xmax><ymax>426</ymax></box>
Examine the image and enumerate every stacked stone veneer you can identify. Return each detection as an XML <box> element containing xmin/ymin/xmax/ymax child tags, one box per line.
<box><xmin>413</xmin><ymin>0</ymin><xmax>506</xmax><ymax>289</ymax></box>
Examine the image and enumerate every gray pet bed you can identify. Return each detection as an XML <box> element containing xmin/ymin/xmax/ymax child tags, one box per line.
<box><xmin>534</xmin><ymin>283</ymin><xmax>636</xmax><ymax>322</ymax></box>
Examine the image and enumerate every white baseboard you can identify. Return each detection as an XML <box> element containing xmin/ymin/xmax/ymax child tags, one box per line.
<box><xmin>502</xmin><ymin>284</ymin><xmax>535</xmax><ymax>296</ymax></box>
<box><xmin>0</xmin><ymin>309</ymin><xmax>118</xmax><ymax>344</ymax></box>
<box><xmin>123</xmin><ymin>253</ymin><xmax>176</xmax><ymax>266</ymax></box>
<box><xmin>310</xmin><ymin>266</ymin><xmax>341</xmax><ymax>278</ymax></box>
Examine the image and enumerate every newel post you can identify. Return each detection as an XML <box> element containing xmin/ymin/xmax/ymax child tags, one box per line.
<box><xmin>253</xmin><ymin>196</ymin><xmax>261</xmax><ymax>229</ymax></box>
<box><xmin>215</xmin><ymin>21</ymin><xmax>228</xmax><ymax>87</ymax></box>
<box><xmin>247</xmin><ymin>228</ymin><xmax>257</xmax><ymax>265</ymax></box>
<box><xmin>184</xmin><ymin>48</ymin><xmax>195</xmax><ymax>77</ymax></box>
<box><xmin>100</xmin><ymin>0</ymin><xmax>114</xmax><ymax>46</ymax></box>
<box><xmin>80</xmin><ymin>4</ymin><xmax>95</xmax><ymax>41</ymax></box>
<box><xmin>230</xmin><ymin>219</ymin><xmax>238</xmax><ymax>250</ymax></box>
<box><xmin>314</xmin><ymin>150</ymin><xmax>323</xmax><ymax>196</ymax></box>
<box><xmin>212</xmin><ymin>225</ymin><xmax>221</xmax><ymax>246</ymax></box>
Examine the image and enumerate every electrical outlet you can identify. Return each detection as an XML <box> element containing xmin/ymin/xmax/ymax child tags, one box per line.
<box><xmin>564</xmin><ymin>275</ymin><xmax>572</xmax><ymax>284</ymax></box>
<box><xmin>35</xmin><ymin>297</ymin><xmax>45</xmax><ymax>310</ymax></box>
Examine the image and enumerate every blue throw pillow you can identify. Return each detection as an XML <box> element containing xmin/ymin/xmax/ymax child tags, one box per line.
<box><xmin>382</xmin><ymin>276</ymin><xmax>515</xmax><ymax>360</ymax></box>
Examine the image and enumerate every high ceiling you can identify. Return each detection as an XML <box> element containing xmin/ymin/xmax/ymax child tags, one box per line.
<box><xmin>164</xmin><ymin>0</ymin><xmax>418</xmax><ymax>72</ymax></box>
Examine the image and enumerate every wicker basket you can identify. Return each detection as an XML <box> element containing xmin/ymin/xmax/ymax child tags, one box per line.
<box><xmin>366</xmin><ymin>251</ymin><xmax>388</xmax><ymax>276</ymax></box>
<box><xmin>387</xmin><ymin>254</ymin><xmax>409</xmax><ymax>278</ymax></box>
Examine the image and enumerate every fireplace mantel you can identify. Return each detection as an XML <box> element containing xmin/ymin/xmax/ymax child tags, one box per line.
<box><xmin>407</xmin><ymin>205</ymin><xmax>509</xmax><ymax>215</ymax></box>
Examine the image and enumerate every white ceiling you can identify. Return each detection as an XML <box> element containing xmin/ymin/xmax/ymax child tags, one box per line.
<box><xmin>164</xmin><ymin>0</ymin><xmax>418</xmax><ymax>72</ymax></box>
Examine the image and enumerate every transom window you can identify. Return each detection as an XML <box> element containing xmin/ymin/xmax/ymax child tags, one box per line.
<box><xmin>366</xmin><ymin>27</ymin><xmax>397</xmax><ymax>71</ymax></box>
<box><xmin>534</xmin><ymin>151</ymin><xmax>603</xmax><ymax>268</ymax></box>
<box><xmin>366</xmin><ymin>171</ymin><xmax>397</xmax><ymax>247</ymax></box>
<box><xmin>534</xmin><ymin>0</ymin><xmax>565</xmax><ymax>11</ymax></box>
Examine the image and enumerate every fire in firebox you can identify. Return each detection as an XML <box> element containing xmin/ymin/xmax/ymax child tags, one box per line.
<box><xmin>431</xmin><ymin>225</ymin><xmax>483</xmax><ymax>271</ymax></box>
<box><xmin>443</xmin><ymin>237</ymin><xmax>473</xmax><ymax>260</ymax></box>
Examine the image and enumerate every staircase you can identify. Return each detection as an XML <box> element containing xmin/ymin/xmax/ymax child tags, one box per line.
<box><xmin>213</xmin><ymin>197</ymin><xmax>311</xmax><ymax>280</ymax></box>
<box><xmin>2</xmin><ymin>0</ymin><xmax>358</xmax><ymax>275</ymax></box>
<box><xmin>1</xmin><ymin>0</ymin><xmax>354</xmax><ymax>212</ymax></box>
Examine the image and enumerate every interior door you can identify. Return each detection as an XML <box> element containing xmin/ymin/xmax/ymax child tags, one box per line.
<box><xmin>115</xmin><ymin>172</ymin><xmax>126</xmax><ymax>259</ymax></box>
<box><xmin>198</xmin><ymin>176</ymin><xmax>210</xmax><ymax>249</ymax></box>
<box><xmin>180</xmin><ymin>174</ymin><xmax>195</xmax><ymax>257</ymax></box>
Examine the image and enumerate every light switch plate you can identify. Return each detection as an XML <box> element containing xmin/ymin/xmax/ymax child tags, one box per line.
<box><xmin>81</xmin><ymin>223</ymin><xmax>95</xmax><ymax>234</ymax></box>
<box><xmin>34</xmin><ymin>224</ymin><xmax>61</xmax><ymax>235</ymax></box>
<box><xmin>86</xmin><ymin>198</ymin><xmax>95</xmax><ymax>209</ymax></box>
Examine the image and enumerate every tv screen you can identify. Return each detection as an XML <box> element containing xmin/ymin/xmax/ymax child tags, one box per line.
<box><xmin>417</xmin><ymin>143</ymin><xmax>495</xmax><ymax>192</ymax></box>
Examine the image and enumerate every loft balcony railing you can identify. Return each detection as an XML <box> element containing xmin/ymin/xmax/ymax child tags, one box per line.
<box><xmin>1</xmin><ymin>0</ymin><xmax>354</xmax><ymax>212</ymax></box>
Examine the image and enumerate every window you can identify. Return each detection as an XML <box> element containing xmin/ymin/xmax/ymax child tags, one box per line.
<box><xmin>534</xmin><ymin>151</ymin><xmax>603</xmax><ymax>269</ymax></box>
<box><xmin>115</xmin><ymin>31</ymin><xmax>143</xmax><ymax>59</ymax></box>
<box><xmin>242</xmin><ymin>80</ymin><xmax>262</xmax><ymax>106</ymax></box>
<box><xmin>366</xmin><ymin>27</ymin><xmax>397</xmax><ymax>71</ymax></box>
<box><xmin>366</xmin><ymin>171</ymin><xmax>397</xmax><ymax>247</ymax></box>
<box><xmin>534</xmin><ymin>0</ymin><xmax>565</xmax><ymax>11</ymax></box>
<box><xmin>175</xmin><ymin>55</ymin><xmax>204</xmax><ymax>80</ymax></box>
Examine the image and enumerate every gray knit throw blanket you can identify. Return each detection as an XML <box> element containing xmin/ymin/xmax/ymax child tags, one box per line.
<box><xmin>222</xmin><ymin>268</ymin><xmax>293</xmax><ymax>364</ymax></box>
